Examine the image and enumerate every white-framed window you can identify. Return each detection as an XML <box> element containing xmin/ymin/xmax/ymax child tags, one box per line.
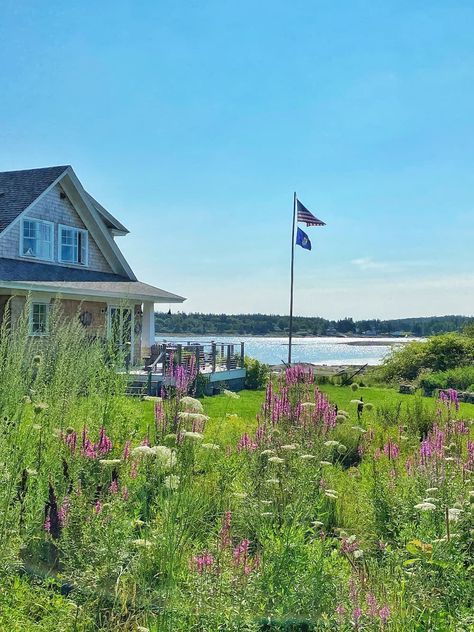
<box><xmin>30</xmin><ymin>302</ymin><xmax>50</xmax><ymax>336</ymax></box>
<box><xmin>20</xmin><ymin>218</ymin><xmax>54</xmax><ymax>261</ymax></box>
<box><xmin>58</xmin><ymin>224</ymin><xmax>88</xmax><ymax>265</ymax></box>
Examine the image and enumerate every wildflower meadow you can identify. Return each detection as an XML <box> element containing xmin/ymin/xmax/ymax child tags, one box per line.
<box><xmin>0</xmin><ymin>307</ymin><xmax>473</xmax><ymax>631</ymax></box>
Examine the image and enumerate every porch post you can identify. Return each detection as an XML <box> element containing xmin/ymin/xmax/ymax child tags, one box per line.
<box><xmin>142</xmin><ymin>302</ymin><xmax>155</xmax><ymax>359</ymax></box>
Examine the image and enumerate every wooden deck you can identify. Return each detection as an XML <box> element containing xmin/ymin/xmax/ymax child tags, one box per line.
<box><xmin>127</xmin><ymin>340</ymin><xmax>246</xmax><ymax>396</ymax></box>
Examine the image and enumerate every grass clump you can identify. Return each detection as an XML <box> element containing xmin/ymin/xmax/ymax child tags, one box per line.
<box><xmin>0</xmin><ymin>306</ymin><xmax>473</xmax><ymax>630</ymax></box>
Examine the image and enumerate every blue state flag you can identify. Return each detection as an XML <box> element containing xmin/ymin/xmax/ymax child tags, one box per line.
<box><xmin>296</xmin><ymin>227</ymin><xmax>311</xmax><ymax>251</ymax></box>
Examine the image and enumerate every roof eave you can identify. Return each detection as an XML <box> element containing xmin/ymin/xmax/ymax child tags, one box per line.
<box><xmin>0</xmin><ymin>281</ymin><xmax>186</xmax><ymax>303</ymax></box>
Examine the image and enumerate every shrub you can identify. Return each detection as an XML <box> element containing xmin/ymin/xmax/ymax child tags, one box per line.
<box><xmin>419</xmin><ymin>366</ymin><xmax>474</xmax><ymax>395</ymax></box>
<box><xmin>377</xmin><ymin>333</ymin><xmax>474</xmax><ymax>382</ymax></box>
<box><xmin>244</xmin><ymin>356</ymin><xmax>269</xmax><ymax>390</ymax></box>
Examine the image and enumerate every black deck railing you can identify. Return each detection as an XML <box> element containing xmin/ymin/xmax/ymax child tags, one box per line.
<box><xmin>145</xmin><ymin>341</ymin><xmax>245</xmax><ymax>375</ymax></box>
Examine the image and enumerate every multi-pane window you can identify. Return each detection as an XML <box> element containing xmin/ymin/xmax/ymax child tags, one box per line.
<box><xmin>21</xmin><ymin>219</ymin><xmax>53</xmax><ymax>260</ymax></box>
<box><xmin>30</xmin><ymin>303</ymin><xmax>49</xmax><ymax>336</ymax></box>
<box><xmin>59</xmin><ymin>225</ymin><xmax>88</xmax><ymax>265</ymax></box>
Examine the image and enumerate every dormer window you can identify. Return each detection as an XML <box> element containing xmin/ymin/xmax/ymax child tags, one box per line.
<box><xmin>58</xmin><ymin>225</ymin><xmax>88</xmax><ymax>265</ymax></box>
<box><xmin>20</xmin><ymin>218</ymin><xmax>54</xmax><ymax>261</ymax></box>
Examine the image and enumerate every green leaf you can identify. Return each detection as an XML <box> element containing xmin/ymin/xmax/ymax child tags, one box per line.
<box><xmin>403</xmin><ymin>558</ymin><xmax>420</xmax><ymax>566</ymax></box>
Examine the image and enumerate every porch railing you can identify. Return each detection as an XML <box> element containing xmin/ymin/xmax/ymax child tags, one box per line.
<box><xmin>146</xmin><ymin>341</ymin><xmax>245</xmax><ymax>375</ymax></box>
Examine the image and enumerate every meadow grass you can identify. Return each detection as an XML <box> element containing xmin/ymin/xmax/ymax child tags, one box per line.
<box><xmin>0</xmin><ymin>309</ymin><xmax>473</xmax><ymax>631</ymax></box>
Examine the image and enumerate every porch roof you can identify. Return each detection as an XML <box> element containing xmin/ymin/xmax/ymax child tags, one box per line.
<box><xmin>0</xmin><ymin>258</ymin><xmax>185</xmax><ymax>303</ymax></box>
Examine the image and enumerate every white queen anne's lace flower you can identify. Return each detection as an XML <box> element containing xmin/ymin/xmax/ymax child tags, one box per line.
<box><xmin>131</xmin><ymin>445</ymin><xmax>154</xmax><ymax>457</ymax></box>
<box><xmin>448</xmin><ymin>508</ymin><xmax>463</xmax><ymax>522</ymax></box>
<box><xmin>177</xmin><ymin>412</ymin><xmax>210</xmax><ymax>424</ymax></box>
<box><xmin>149</xmin><ymin>445</ymin><xmax>177</xmax><ymax>469</ymax></box>
<box><xmin>223</xmin><ymin>389</ymin><xmax>240</xmax><ymax>399</ymax></box>
<box><xmin>99</xmin><ymin>459</ymin><xmax>122</xmax><ymax>467</ymax></box>
<box><xmin>164</xmin><ymin>474</ymin><xmax>180</xmax><ymax>490</ymax></box>
<box><xmin>180</xmin><ymin>396</ymin><xmax>204</xmax><ymax>413</ymax></box>
<box><xmin>268</xmin><ymin>456</ymin><xmax>285</xmax><ymax>464</ymax></box>
<box><xmin>414</xmin><ymin>502</ymin><xmax>436</xmax><ymax>511</ymax></box>
<box><xmin>182</xmin><ymin>431</ymin><xmax>204</xmax><ymax>441</ymax></box>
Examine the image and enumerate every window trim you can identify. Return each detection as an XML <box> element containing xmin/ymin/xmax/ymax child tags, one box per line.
<box><xmin>58</xmin><ymin>223</ymin><xmax>89</xmax><ymax>266</ymax></box>
<box><xmin>19</xmin><ymin>218</ymin><xmax>55</xmax><ymax>262</ymax></box>
<box><xmin>29</xmin><ymin>301</ymin><xmax>50</xmax><ymax>337</ymax></box>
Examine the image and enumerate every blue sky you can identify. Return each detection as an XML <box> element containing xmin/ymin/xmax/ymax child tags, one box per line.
<box><xmin>0</xmin><ymin>0</ymin><xmax>473</xmax><ymax>319</ymax></box>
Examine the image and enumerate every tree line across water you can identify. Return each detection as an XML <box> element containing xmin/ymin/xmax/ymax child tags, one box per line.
<box><xmin>154</xmin><ymin>312</ymin><xmax>473</xmax><ymax>337</ymax></box>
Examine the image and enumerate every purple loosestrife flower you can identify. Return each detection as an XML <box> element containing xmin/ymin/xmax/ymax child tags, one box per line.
<box><xmin>95</xmin><ymin>426</ymin><xmax>113</xmax><ymax>455</ymax></box>
<box><xmin>64</xmin><ymin>430</ymin><xmax>77</xmax><ymax>454</ymax></box>
<box><xmin>122</xmin><ymin>440</ymin><xmax>131</xmax><ymax>461</ymax></box>
<box><xmin>233</xmin><ymin>539</ymin><xmax>251</xmax><ymax>574</ymax></box>
<box><xmin>255</xmin><ymin>424</ymin><xmax>266</xmax><ymax>444</ymax></box>
<box><xmin>384</xmin><ymin>439</ymin><xmax>399</xmax><ymax>460</ymax></box>
<box><xmin>366</xmin><ymin>593</ymin><xmax>378</xmax><ymax>617</ymax></box>
<box><xmin>94</xmin><ymin>500</ymin><xmax>103</xmax><ymax>514</ymax></box>
<box><xmin>193</xmin><ymin>552</ymin><xmax>214</xmax><ymax>574</ymax></box>
<box><xmin>58</xmin><ymin>496</ymin><xmax>71</xmax><ymax>528</ymax></box>
<box><xmin>220</xmin><ymin>511</ymin><xmax>232</xmax><ymax>549</ymax></box>
<box><xmin>454</xmin><ymin>421</ymin><xmax>469</xmax><ymax>435</ymax></box>
<box><xmin>154</xmin><ymin>400</ymin><xmax>165</xmax><ymax>433</ymax></box>
<box><xmin>81</xmin><ymin>426</ymin><xmax>96</xmax><ymax>458</ymax></box>
<box><xmin>237</xmin><ymin>433</ymin><xmax>258</xmax><ymax>452</ymax></box>
<box><xmin>379</xmin><ymin>605</ymin><xmax>391</xmax><ymax>623</ymax></box>
<box><xmin>352</xmin><ymin>607</ymin><xmax>362</xmax><ymax>623</ymax></box>
<box><xmin>109</xmin><ymin>480</ymin><xmax>119</xmax><ymax>494</ymax></box>
<box><xmin>121</xmin><ymin>485</ymin><xmax>129</xmax><ymax>501</ymax></box>
<box><xmin>130</xmin><ymin>460</ymin><xmax>139</xmax><ymax>479</ymax></box>
<box><xmin>466</xmin><ymin>441</ymin><xmax>474</xmax><ymax>469</ymax></box>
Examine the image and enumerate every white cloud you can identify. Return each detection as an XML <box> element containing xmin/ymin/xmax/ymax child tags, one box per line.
<box><xmin>351</xmin><ymin>257</ymin><xmax>387</xmax><ymax>270</ymax></box>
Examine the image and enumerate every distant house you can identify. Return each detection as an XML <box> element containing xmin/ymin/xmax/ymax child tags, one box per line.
<box><xmin>0</xmin><ymin>165</ymin><xmax>185</xmax><ymax>363</ymax></box>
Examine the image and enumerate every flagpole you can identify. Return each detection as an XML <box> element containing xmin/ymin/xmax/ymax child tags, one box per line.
<box><xmin>288</xmin><ymin>191</ymin><xmax>297</xmax><ymax>365</ymax></box>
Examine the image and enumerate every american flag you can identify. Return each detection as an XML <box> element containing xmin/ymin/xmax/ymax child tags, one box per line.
<box><xmin>296</xmin><ymin>199</ymin><xmax>325</xmax><ymax>227</ymax></box>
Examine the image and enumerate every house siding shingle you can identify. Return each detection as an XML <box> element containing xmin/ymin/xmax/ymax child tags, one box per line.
<box><xmin>0</xmin><ymin>185</ymin><xmax>113</xmax><ymax>273</ymax></box>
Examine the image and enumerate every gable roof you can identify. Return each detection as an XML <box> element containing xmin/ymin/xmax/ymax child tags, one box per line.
<box><xmin>0</xmin><ymin>165</ymin><xmax>130</xmax><ymax>236</ymax></box>
<box><xmin>0</xmin><ymin>166</ymin><xmax>69</xmax><ymax>232</ymax></box>
<box><xmin>85</xmin><ymin>193</ymin><xmax>129</xmax><ymax>235</ymax></box>
<box><xmin>0</xmin><ymin>165</ymin><xmax>137</xmax><ymax>280</ymax></box>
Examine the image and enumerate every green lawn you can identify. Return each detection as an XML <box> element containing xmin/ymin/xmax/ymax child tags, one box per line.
<box><xmin>134</xmin><ymin>385</ymin><xmax>474</xmax><ymax>443</ymax></box>
<box><xmin>319</xmin><ymin>383</ymin><xmax>474</xmax><ymax>417</ymax></box>
<box><xmin>199</xmin><ymin>384</ymin><xmax>474</xmax><ymax>436</ymax></box>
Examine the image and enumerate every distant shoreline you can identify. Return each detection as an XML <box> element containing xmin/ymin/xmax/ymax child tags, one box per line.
<box><xmin>156</xmin><ymin>333</ymin><xmax>421</xmax><ymax>342</ymax></box>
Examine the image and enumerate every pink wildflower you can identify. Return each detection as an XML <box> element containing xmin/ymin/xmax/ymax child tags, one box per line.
<box><xmin>122</xmin><ymin>440</ymin><xmax>131</xmax><ymax>460</ymax></box>
<box><xmin>237</xmin><ymin>433</ymin><xmax>257</xmax><ymax>452</ymax></box>
<box><xmin>95</xmin><ymin>426</ymin><xmax>112</xmax><ymax>455</ymax></box>
<box><xmin>379</xmin><ymin>605</ymin><xmax>391</xmax><ymax>623</ymax></box>
<box><xmin>352</xmin><ymin>607</ymin><xmax>362</xmax><ymax>622</ymax></box>
<box><xmin>193</xmin><ymin>552</ymin><xmax>214</xmax><ymax>574</ymax></box>
<box><xmin>130</xmin><ymin>460</ymin><xmax>139</xmax><ymax>478</ymax></box>
<box><xmin>219</xmin><ymin>511</ymin><xmax>232</xmax><ymax>549</ymax></box>
<box><xmin>366</xmin><ymin>592</ymin><xmax>378</xmax><ymax>617</ymax></box>
<box><xmin>58</xmin><ymin>496</ymin><xmax>71</xmax><ymax>527</ymax></box>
